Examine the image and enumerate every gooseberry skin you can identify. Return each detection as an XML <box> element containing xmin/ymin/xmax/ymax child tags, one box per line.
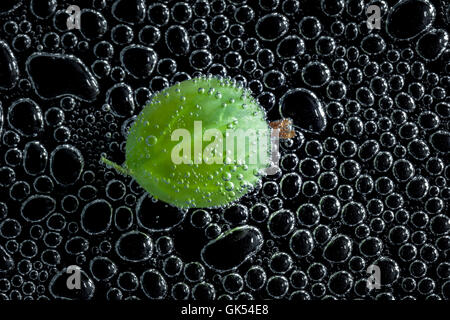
<box><xmin>104</xmin><ymin>77</ymin><xmax>271</xmax><ymax>209</ymax></box>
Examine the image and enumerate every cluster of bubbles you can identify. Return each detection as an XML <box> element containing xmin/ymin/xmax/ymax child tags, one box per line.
<box><xmin>0</xmin><ymin>0</ymin><xmax>449</xmax><ymax>300</ymax></box>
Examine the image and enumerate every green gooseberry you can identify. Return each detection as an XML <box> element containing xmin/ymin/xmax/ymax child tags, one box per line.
<box><xmin>102</xmin><ymin>76</ymin><xmax>271</xmax><ymax>209</ymax></box>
